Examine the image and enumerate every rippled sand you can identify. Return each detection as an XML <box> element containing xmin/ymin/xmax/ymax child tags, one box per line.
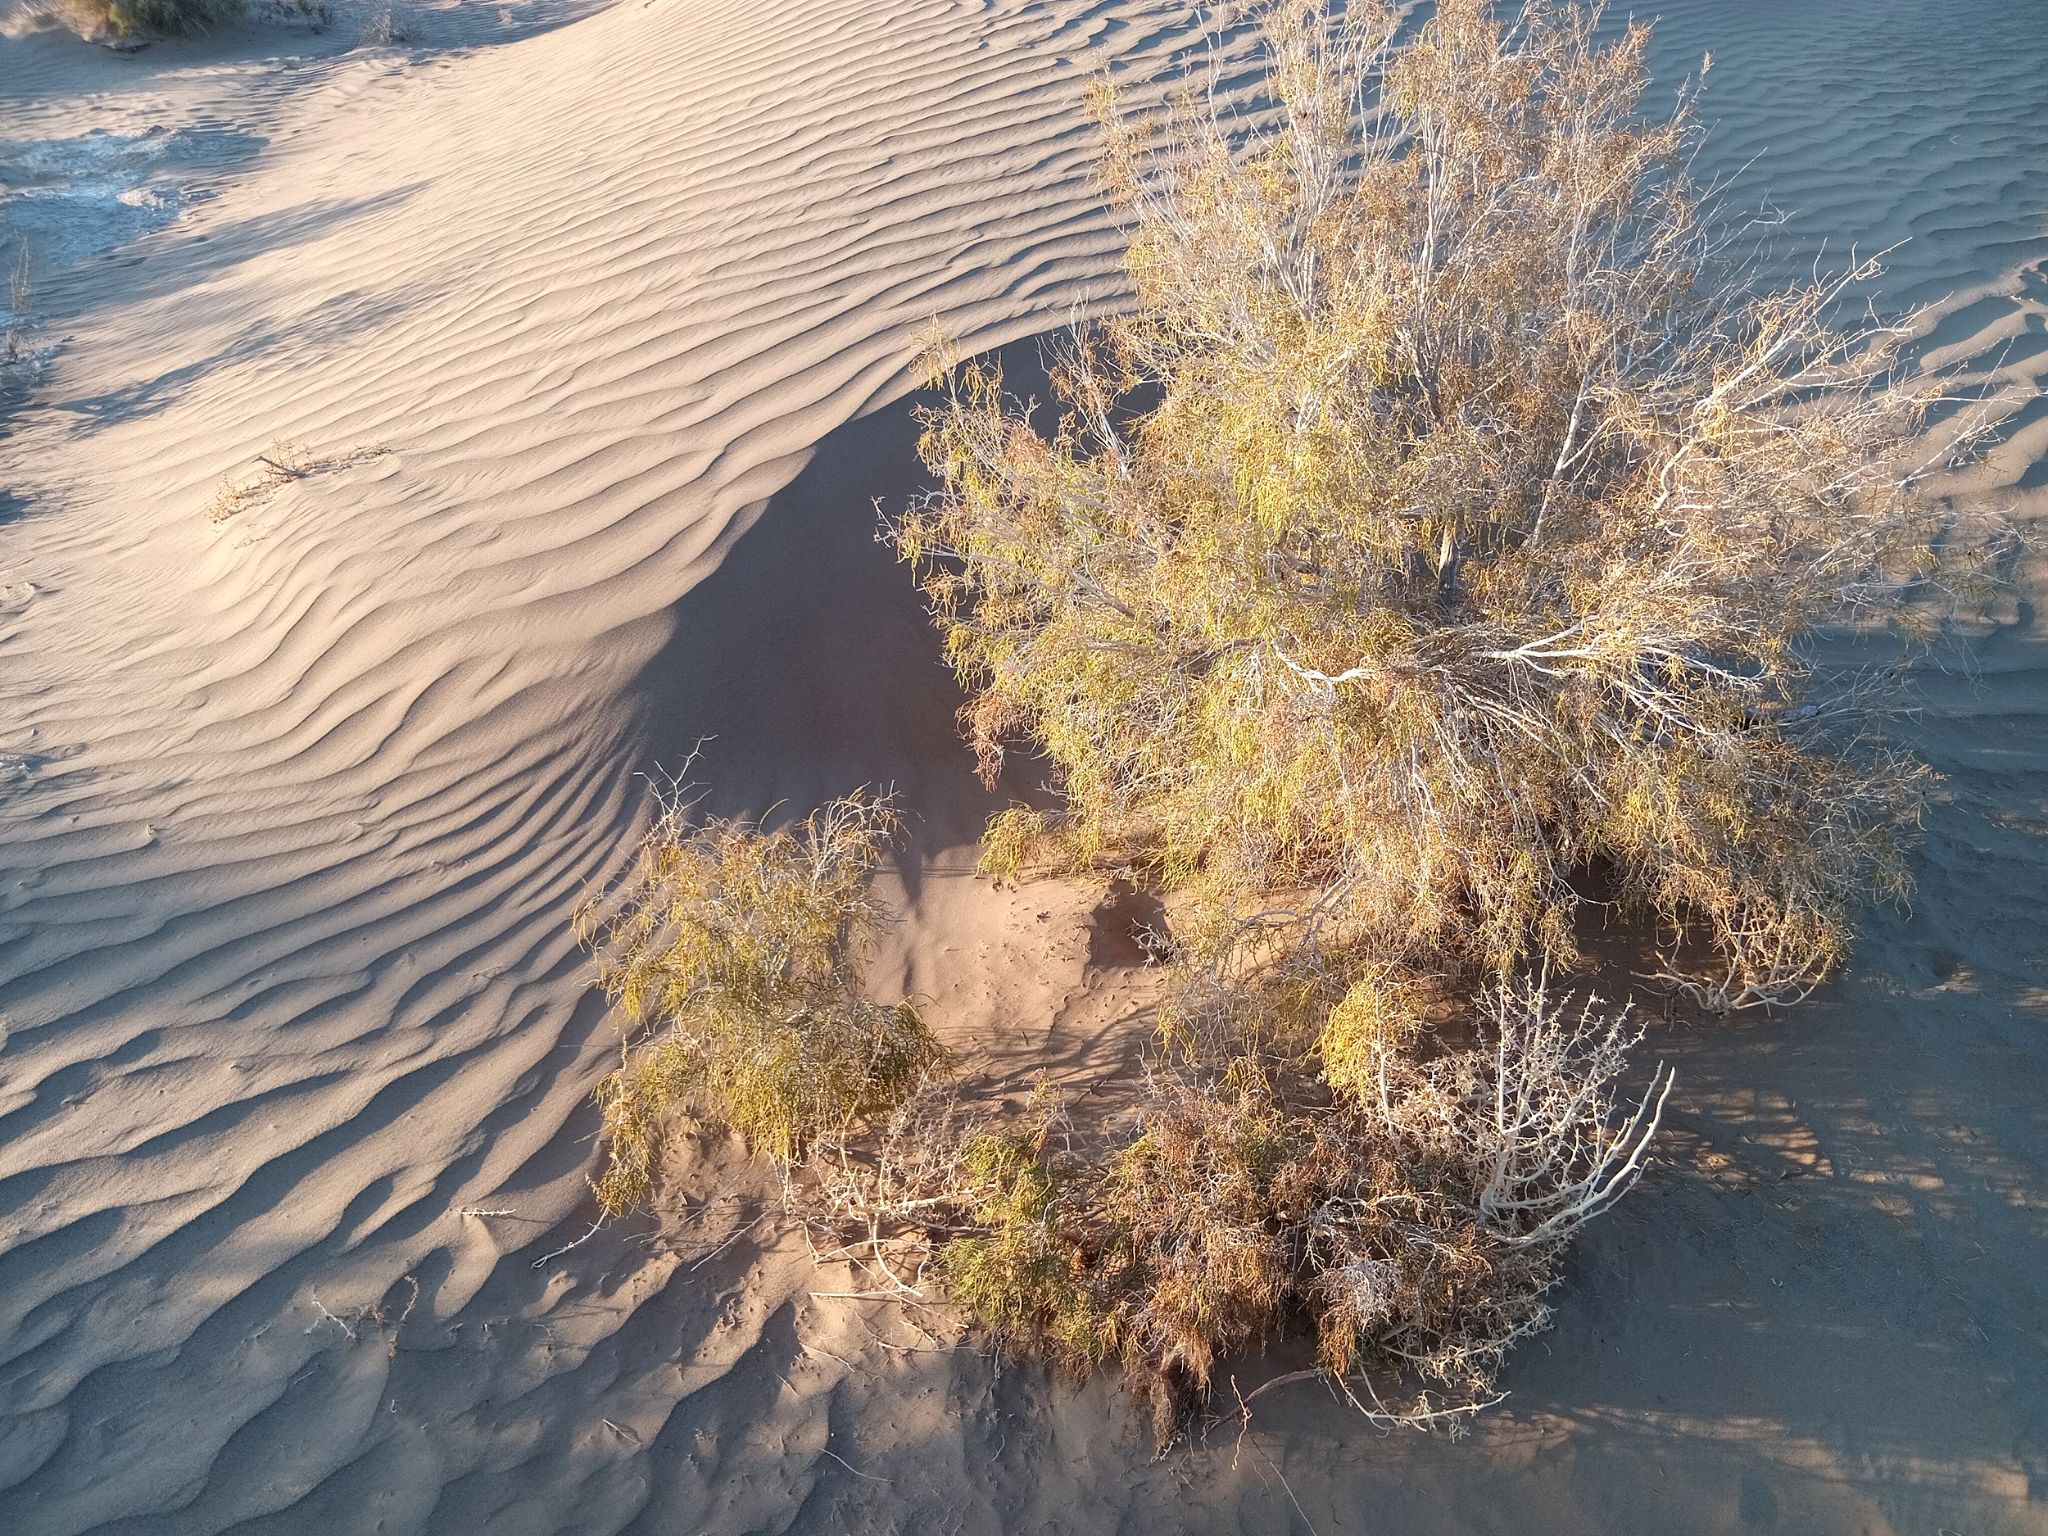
<box><xmin>0</xmin><ymin>3</ymin><xmax>2042</xmax><ymax>1532</ymax></box>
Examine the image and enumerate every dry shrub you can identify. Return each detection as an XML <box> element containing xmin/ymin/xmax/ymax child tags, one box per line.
<box><xmin>3</xmin><ymin>244</ymin><xmax>29</xmax><ymax>362</ymax></box>
<box><xmin>2</xmin><ymin>243</ymin><xmax>33</xmax><ymax>402</ymax></box>
<box><xmin>43</xmin><ymin>0</ymin><xmax>243</xmax><ymax>37</ymax></box>
<box><xmin>580</xmin><ymin>788</ymin><xmax>944</xmax><ymax>1218</ymax></box>
<box><xmin>205</xmin><ymin>440</ymin><xmax>389</xmax><ymax>524</ymax></box>
<box><xmin>360</xmin><ymin>3</ymin><xmax>407</xmax><ymax>45</ymax></box>
<box><xmin>897</xmin><ymin>0</ymin><xmax>2006</xmax><ymax>1013</ymax></box>
<box><xmin>897</xmin><ymin>983</ymin><xmax>1666</xmax><ymax>1438</ymax></box>
<box><xmin>798</xmin><ymin>1069</ymin><xmax>1006</xmax><ymax>1294</ymax></box>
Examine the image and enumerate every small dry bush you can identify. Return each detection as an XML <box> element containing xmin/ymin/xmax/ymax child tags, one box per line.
<box><xmin>45</xmin><ymin>0</ymin><xmax>242</xmax><ymax>37</ymax></box>
<box><xmin>580</xmin><ymin>788</ymin><xmax>944</xmax><ymax>1219</ymax></box>
<box><xmin>2</xmin><ymin>244</ymin><xmax>33</xmax><ymax>401</ymax></box>
<box><xmin>4</xmin><ymin>245</ymin><xmax>29</xmax><ymax>355</ymax></box>
<box><xmin>924</xmin><ymin>982</ymin><xmax>1665</xmax><ymax>1438</ymax></box>
<box><xmin>359</xmin><ymin>3</ymin><xmax>406</xmax><ymax>45</ymax></box>
<box><xmin>206</xmin><ymin>440</ymin><xmax>388</xmax><ymax>523</ymax></box>
<box><xmin>207</xmin><ymin>441</ymin><xmax>316</xmax><ymax>523</ymax></box>
<box><xmin>898</xmin><ymin>0</ymin><xmax>2006</xmax><ymax>1015</ymax></box>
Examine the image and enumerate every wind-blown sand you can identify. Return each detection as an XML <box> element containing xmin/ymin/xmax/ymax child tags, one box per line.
<box><xmin>0</xmin><ymin>2</ymin><xmax>2043</xmax><ymax>1532</ymax></box>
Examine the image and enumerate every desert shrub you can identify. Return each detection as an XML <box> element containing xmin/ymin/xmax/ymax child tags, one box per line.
<box><xmin>576</xmin><ymin>793</ymin><xmax>1662</xmax><ymax>1432</ymax></box>
<box><xmin>2</xmin><ymin>243</ymin><xmax>32</xmax><ymax>401</ymax></box>
<box><xmin>1311</xmin><ymin>982</ymin><xmax>1667</xmax><ymax>1399</ymax></box>
<box><xmin>937</xmin><ymin>1107</ymin><xmax>1118</xmax><ymax>1372</ymax></box>
<box><xmin>360</xmin><ymin>5</ymin><xmax>407</xmax><ymax>45</ymax></box>
<box><xmin>50</xmin><ymin>0</ymin><xmax>244</xmax><ymax>37</ymax></box>
<box><xmin>580</xmin><ymin>789</ymin><xmax>944</xmax><ymax>1218</ymax></box>
<box><xmin>909</xmin><ymin>983</ymin><xmax>1666</xmax><ymax>1437</ymax></box>
<box><xmin>898</xmin><ymin>0</ymin><xmax>2002</xmax><ymax>1013</ymax></box>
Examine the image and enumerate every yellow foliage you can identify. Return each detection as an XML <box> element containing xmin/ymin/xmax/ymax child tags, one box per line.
<box><xmin>1318</xmin><ymin>967</ymin><xmax>1430</xmax><ymax>1103</ymax></box>
<box><xmin>897</xmin><ymin>0</ymin><xmax>2004</xmax><ymax>1013</ymax></box>
<box><xmin>580</xmin><ymin>789</ymin><xmax>944</xmax><ymax>1216</ymax></box>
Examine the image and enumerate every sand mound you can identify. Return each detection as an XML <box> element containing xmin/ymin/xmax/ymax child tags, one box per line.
<box><xmin>0</xmin><ymin>1</ymin><xmax>2043</xmax><ymax>1533</ymax></box>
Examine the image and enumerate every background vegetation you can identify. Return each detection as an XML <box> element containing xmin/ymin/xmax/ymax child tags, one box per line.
<box><xmin>47</xmin><ymin>0</ymin><xmax>245</xmax><ymax>38</ymax></box>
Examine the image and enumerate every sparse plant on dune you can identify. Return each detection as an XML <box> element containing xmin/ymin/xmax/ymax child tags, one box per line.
<box><xmin>3</xmin><ymin>244</ymin><xmax>29</xmax><ymax>358</ymax></box>
<box><xmin>2</xmin><ymin>243</ymin><xmax>36</xmax><ymax>402</ymax></box>
<box><xmin>37</xmin><ymin>0</ymin><xmax>245</xmax><ymax>39</ymax></box>
<box><xmin>208</xmin><ymin>440</ymin><xmax>316</xmax><ymax>523</ymax></box>
<box><xmin>579</xmin><ymin>786</ymin><xmax>944</xmax><ymax>1219</ymax></box>
<box><xmin>360</xmin><ymin>3</ymin><xmax>407</xmax><ymax>45</ymax></box>
<box><xmin>897</xmin><ymin>0</ymin><xmax>2005</xmax><ymax>1018</ymax></box>
<box><xmin>867</xmin><ymin>981</ymin><xmax>1666</xmax><ymax>1437</ymax></box>
<box><xmin>206</xmin><ymin>439</ymin><xmax>389</xmax><ymax>524</ymax></box>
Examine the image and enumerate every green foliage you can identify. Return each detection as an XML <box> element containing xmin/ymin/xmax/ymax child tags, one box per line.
<box><xmin>580</xmin><ymin>790</ymin><xmax>944</xmax><ymax>1217</ymax></box>
<box><xmin>900</xmin><ymin>0</ymin><xmax>2002</xmax><ymax>1013</ymax></box>
<box><xmin>939</xmin><ymin>1125</ymin><xmax>1115</xmax><ymax>1372</ymax></box>
<box><xmin>1316</xmin><ymin>965</ymin><xmax>1430</xmax><ymax>1103</ymax></box>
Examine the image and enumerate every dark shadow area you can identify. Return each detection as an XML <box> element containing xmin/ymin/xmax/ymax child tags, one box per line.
<box><xmin>630</xmin><ymin>338</ymin><xmax>1065</xmax><ymax>855</ymax></box>
<box><xmin>1086</xmin><ymin>878</ymin><xmax>1169</xmax><ymax>969</ymax></box>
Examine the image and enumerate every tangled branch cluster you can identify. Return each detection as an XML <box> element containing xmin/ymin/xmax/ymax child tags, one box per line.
<box><xmin>811</xmin><ymin>982</ymin><xmax>1666</xmax><ymax>1439</ymax></box>
<box><xmin>579</xmin><ymin>790</ymin><xmax>1668</xmax><ymax>1434</ymax></box>
<box><xmin>899</xmin><ymin>0</ymin><xmax>2000</xmax><ymax>1017</ymax></box>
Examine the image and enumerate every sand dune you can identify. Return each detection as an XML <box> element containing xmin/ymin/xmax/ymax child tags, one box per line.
<box><xmin>1</xmin><ymin>1</ymin><xmax>2043</xmax><ymax>1533</ymax></box>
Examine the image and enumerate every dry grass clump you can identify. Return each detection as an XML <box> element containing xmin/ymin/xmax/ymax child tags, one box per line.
<box><xmin>579</xmin><ymin>788</ymin><xmax>944</xmax><ymax>1219</ymax></box>
<box><xmin>207</xmin><ymin>441</ymin><xmax>317</xmax><ymax>523</ymax></box>
<box><xmin>206</xmin><ymin>440</ymin><xmax>388</xmax><ymax>523</ymax></box>
<box><xmin>897</xmin><ymin>0</ymin><xmax>2005</xmax><ymax>1015</ymax></box>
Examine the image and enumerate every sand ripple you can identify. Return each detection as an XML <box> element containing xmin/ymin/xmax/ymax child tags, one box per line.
<box><xmin>0</xmin><ymin>2</ymin><xmax>2043</xmax><ymax>1533</ymax></box>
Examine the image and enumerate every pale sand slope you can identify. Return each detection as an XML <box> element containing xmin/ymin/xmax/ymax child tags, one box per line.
<box><xmin>0</xmin><ymin>1</ymin><xmax>2043</xmax><ymax>1533</ymax></box>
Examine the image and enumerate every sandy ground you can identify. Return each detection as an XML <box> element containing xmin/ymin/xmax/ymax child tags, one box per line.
<box><xmin>0</xmin><ymin>1</ymin><xmax>2044</xmax><ymax>1532</ymax></box>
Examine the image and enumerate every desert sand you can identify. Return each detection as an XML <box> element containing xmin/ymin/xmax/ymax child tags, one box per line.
<box><xmin>1</xmin><ymin>1</ymin><xmax>2044</xmax><ymax>1532</ymax></box>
